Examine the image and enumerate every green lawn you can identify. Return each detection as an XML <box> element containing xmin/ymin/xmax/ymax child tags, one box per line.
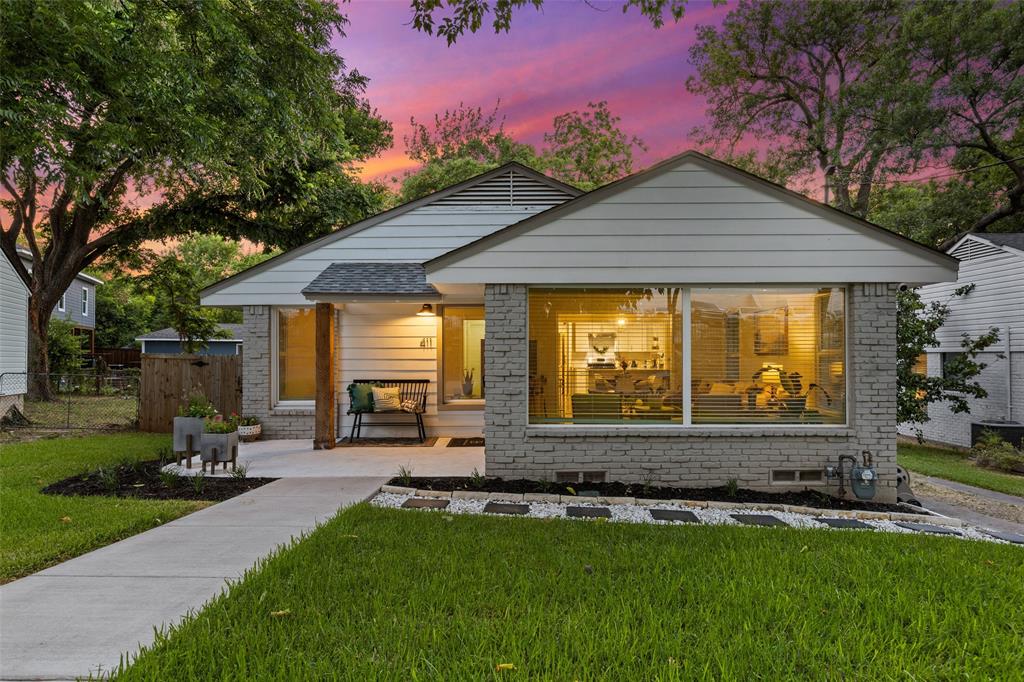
<box><xmin>115</xmin><ymin>505</ymin><xmax>1024</xmax><ymax>680</ymax></box>
<box><xmin>898</xmin><ymin>442</ymin><xmax>1024</xmax><ymax>497</ymax></box>
<box><xmin>0</xmin><ymin>433</ymin><xmax>208</xmax><ymax>582</ymax></box>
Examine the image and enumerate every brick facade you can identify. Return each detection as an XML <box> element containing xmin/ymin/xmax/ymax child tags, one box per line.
<box><xmin>483</xmin><ymin>283</ymin><xmax>900</xmax><ymax>503</ymax></box>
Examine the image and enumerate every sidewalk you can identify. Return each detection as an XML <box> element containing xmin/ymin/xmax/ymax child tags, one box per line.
<box><xmin>0</xmin><ymin>476</ymin><xmax>386</xmax><ymax>681</ymax></box>
<box><xmin>915</xmin><ymin>474</ymin><xmax>1024</xmax><ymax>536</ymax></box>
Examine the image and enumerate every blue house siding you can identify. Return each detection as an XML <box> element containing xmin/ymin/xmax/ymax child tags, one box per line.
<box><xmin>51</xmin><ymin>280</ymin><xmax>96</xmax><ymax>330</ymax></box>
<box><xmin>141</xmin><ymin>340</ymin><xmax>241</xmax><ymax>356</ymax></box>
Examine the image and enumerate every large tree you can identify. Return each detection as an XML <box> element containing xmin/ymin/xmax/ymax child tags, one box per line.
<box><xmin>686</xmin><ymin>0</ymin><xmax>1023</xmax><ymax>230</ymax></box>
<box><xmin>0</xmin><ymin>0</ymin><xmax>391</xmax><ymax>397</ymax></box>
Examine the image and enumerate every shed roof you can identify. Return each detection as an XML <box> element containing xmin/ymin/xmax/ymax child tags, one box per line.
<box><xmin>301</xmin><ymin>262</ymin><xmax>437</xmax><ymax>298</ymax></box>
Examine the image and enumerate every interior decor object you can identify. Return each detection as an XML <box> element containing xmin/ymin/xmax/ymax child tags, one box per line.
<box><xmin>752</xmin><ymin>305</ymin><xmax>789</xmax><ymax>355</ymax></box>
<box><xmin>462</xmin><ymin>368</ymin><xmax>475</xmax><ymax>397</ymax></box>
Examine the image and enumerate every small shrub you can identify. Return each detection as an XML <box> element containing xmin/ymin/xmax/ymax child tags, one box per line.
<box><xmin>396</xmin><ymin>464</ymin><xmax>414</xmax><ymax>486</ymax></box>
<box><xmin>724</xmin><ymin>478</ymin><xmax>739</xmax><ymax>498</ymax></box>
<box><xmin>230</xmin><ymin>465</ymin><xmax>249</xmax><ymax>480</ymax></box>
<box><xmin>97</xmin><ymin>467</ymin><xmax>120</xmax><ymax>494</ymax></box>
<box><xmin>469</xmin><ymin>468</ymin><xmax>486</xmax><ymax>489</ymax></box>
<box><xmin>190</xmin><ymin>472</ymin><xmax>207</xmax><ymax>495</ymax></box>
<box><xmin>204</xmin><ymin>419</ymin><xmax>237</xmax><ymax>434</ymax></box>
<box><xmin>156</xmin><ymin>447</ymin><xmax>174</xmax><ymax>465</ymax></box>
<box><xmin>178</xmin><ymin>394</ymin><xmax>217</xmax><ymax>419</ymax></box>
<box><xmin>159</xmin><ymin>469</ymin><xmax>182</xmax><ymax>489</ymax></box>
<box><xmin>971</xmin><ymin>432</ymin><xmax>1024</xmax><ymax>473</ymax></box>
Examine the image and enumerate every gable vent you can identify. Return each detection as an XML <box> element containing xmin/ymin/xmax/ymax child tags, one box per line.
<box><xmin>433</xmin><ymin>170</ymin><xmax>575</xmax><ymax>207</ymax></box>
<box><xmin>949</xmin><ymin>237</ymin><xmax>1002</xmax><ymax>261</ymax></box>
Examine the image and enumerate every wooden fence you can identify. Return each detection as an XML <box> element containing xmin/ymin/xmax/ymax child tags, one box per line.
<box><xmin>139</xmin><ymin>354</ymin><xmax>242</xmax><ymax>432</ymax></box>
<box><xmin>92</xmin><ymin>347</ymin><xmax>142</xmax><ymax>368</ymax></box>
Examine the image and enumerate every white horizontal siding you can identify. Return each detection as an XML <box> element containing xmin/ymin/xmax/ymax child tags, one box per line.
<box><xmin>918</xmin><ymin>243</ymin><xmax>1024</xmax><ymax>352</ymax></box>
<box><xmin>0</xmin><ymin>254</ymin><xmax>29</xmax><ymax>394</ymax></box>
<box><xmin>338</xmin><ymin>309</ymin><xmax>483</xmax><ymax>437</ymax></box>
<box><xmin>204</xmin><ymin>205</ymin><xmax>554</xmax><ymax>306</ymax></box>
<box><xmin>427</xmin><ymin>160</ymin><xmax>957</xmax><ymax>286</ymax></box>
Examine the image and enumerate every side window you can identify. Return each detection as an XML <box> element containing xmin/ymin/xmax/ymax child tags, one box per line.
<box><xmin>58</xmin><ymin>293</ymin><xmax>66</xmax><ymax>312</ymax></box>
<box><xmin>81</xmin><ymin>287</ymin><xmax>89</xmax><ymax>317</ymax></box>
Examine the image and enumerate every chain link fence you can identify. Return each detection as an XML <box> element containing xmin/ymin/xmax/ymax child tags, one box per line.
<box><xmin>0</xmin><ymin>371</ymin><xmax>140</xmax><ymax>431</ymax></box>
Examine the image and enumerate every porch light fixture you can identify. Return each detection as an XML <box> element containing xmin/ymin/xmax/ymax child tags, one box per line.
<box><xmin>416</xmin><ymin>304</ymin><xmax>436</xmax><ymax>317</ymax></box>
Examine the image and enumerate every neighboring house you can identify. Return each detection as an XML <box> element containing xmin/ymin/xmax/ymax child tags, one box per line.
<box><xmin>202</xmin><ymin>152</ymin><xmax>957</xmax><ymax>502</ymax></box>
<box><xmin>1</xmin><ymin>250</ymin><xmax>30</xmax><ymax>415</ymax></box>
<box><xmin>897</xmin><ymin>233</ymin><xmax>1024</xmax><ymax>448</ymax></box>
<box><xmin>17</xmin><ymin>247</ymin><xmax>102</xmax><ymax>353</ymax></box>
<box><xmin>136</xmin><ymin>324</ymin><xmax>244</xmax><ymax>356</ymax></box>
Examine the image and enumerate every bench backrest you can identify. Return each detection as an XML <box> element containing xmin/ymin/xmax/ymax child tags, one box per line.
<box><xmin>352</xmin><ymin>379</ymin><xmax>429</xmax><ymax>409</ymax></box>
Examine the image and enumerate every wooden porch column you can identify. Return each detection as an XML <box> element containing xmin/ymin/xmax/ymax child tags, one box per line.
<box><xmin>313</xmin><ymin>302</ymin><xmax>336</xmax><ymax>450</ymax></box>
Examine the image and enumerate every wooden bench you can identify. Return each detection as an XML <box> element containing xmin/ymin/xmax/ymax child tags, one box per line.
<box><xmin>347</xmin><ymin>379</ymin><xmax>430</xmax><ymax>442</ymax></box>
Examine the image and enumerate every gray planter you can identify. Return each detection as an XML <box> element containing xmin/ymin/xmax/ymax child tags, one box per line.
<box><xmin>201</xmin><ymin>431</ymin><xmax>239</xmax><ymax>473</ymax></box>
<box><xmin>172</xmin><ymin>417</ymin><xmax>205</xmax><ymax>467</ymax></box>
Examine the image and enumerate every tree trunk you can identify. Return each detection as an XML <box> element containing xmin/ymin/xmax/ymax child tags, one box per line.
<box><xmin>27</xmin><ymin>297</ymin><xmax>53</xmax><ymax>401</ymax></box>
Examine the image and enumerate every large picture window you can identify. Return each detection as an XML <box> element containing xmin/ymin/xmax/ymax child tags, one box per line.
<box><xmin>528</xmin><ymin>287</ymin><xmax>846</xmax><ymax>426</ymax></box>
<box><xmin>442</xmin><ymin>306</ymin><xmax>485</xmax><ymax>403</ymax></box>
<box><xmin>528</xmin><ymin>289</ymin><xmax>683</xmax><ymax>424</ymax></box>
<box><xmin>277</xmin><ymin>308</ymin><xmax>315</xmax><ymax>402</ymax></box>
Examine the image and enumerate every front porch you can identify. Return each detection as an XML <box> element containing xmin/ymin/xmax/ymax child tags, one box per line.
<box><xmin>192</xmin><ymin>438</ymin><xmax>484</xmax><ymax>478</ymax></box>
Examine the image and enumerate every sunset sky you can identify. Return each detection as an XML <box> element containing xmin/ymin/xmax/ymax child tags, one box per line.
<box><xmin>340</xmin><ymin>0</ymin><xmax>729</xmax><ymax>182</ymax></box>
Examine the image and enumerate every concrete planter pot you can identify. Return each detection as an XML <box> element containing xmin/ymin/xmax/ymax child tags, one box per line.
<box><xmin>237</xmin><ymin>424</ymin><xmax>261</xmax><ymax>442</ymax></box>
<box><xmin>201</xmin><ymin>431</ymin><xmax>239</xmax><ymax>473</ymax></box>
<box><xmin>172</xmin><ymin>417</ymin><xmax>205</xmax><ymax>467</ymax></box>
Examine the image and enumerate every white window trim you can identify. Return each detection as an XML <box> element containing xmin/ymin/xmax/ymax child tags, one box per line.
<box><xmin>81</xmin><ymin>287</ymin><xmax>89</xmax><ymax>317</ymax></box>
<box><xmin>525</xmin><ymin>284</ymin><xmax>851</xmax><ymax>430</ymax></box>
<box><xmin>57</xmin><ymin>293</ymin><xmax>66</xmax><ymax>312</ymax></box>
<box><xmin>270</xmin><ymin>305</ymin><xmax>316</xmax><ymax>408</ymax></box>
<box><xmin>439</xmin><ymin>304</ymin><xmax>487</xmax><ymax>407</ymax></box>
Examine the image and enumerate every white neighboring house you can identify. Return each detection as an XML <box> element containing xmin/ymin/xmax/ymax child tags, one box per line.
<box><xmin>1</xmin><ymin>250</ymin><xmax>30</xmax><ymax>416</ymax></box>
<box><xmin>898</xmin><ymin>233</ymin><xmax>1024</xmax><ymax>448</ymax></box>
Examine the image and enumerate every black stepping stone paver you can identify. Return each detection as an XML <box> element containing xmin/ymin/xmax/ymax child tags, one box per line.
<box><xmin>894</xmin><ymin>522</ymin><xmax>962</xmax><ymax>536</ymax></box>
<box><xmin>566</xmin><ymin>506</ymin><xmax>612</xmax><ymax>519</ymax></box>
<box><xmin>649</xmin><ymin>509</ymin><xmax>700</xmax><ymax>524</ymax></box>
<box><xmin>983</xmin><ymin>529</ymin><xmax>1024</xmax><ymax>545</ymax></box>
<box><xmin>402</xmin><ymin>498</ymin><xmax>449</xmax><ymax>509</ymax></box>
<box><xmin>483</xmin><ymin>502</ymin><xmax>529</xmax><ymax>515</ymax></box>
<box><xmin>731</xmin><ymin>513</ymin><xmax>789</xmax><ymax>527</ymax></box>
<box><xmin>817</xmin><ymin>517</ymin><xmax>872</xmax><ymax>529</ymax></box>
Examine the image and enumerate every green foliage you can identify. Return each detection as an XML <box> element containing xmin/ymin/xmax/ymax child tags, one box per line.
<box><xmin>970</xmin><ymin>431</ymin><xmax>1024</xmax><ymax>474</ymax></box>
<box><xmin>203</xmin><ymin>420</ymin><xmax>237</xmax><ymax>435</ymax></box>
<box><xmin>230</xmin><ymin>465</ymin><xmax>249</xmax><ymax>480</ymax></box>
<box><xmin>897</xmin><ymin>287</ymin><xmax>1001</xmax><ymax>432</ymax></box>
<box><xmin>190</xmin><ymin>472</ymin><xmax>207</xmax><ymax>496</ymax></box>
<box><xmin>177</xmin><ymin>395</ymin><xmax>217</xmax><ymax>419</ymax></box>
<box><xmin>95</xmin><ymin>276</ymin><xmax>156</xmax><ymax>348</ymax></box>
<box><xmin>898</xmin><ymin>442</ymin><xmax>1024</xmax><ymax>497</ymax></box>
<box><xmin>410</xmin><ymin>0</ymin><xmax>708</xmax><ymax>44</ymax></box>
<box><xmin>159</xmin><ymin>469</ymin><xmax>183</xmax><ymax>489</ymax></box>
<box><xmin>143</xmin><ymin>257</ymin><xmax>225</xmax><ymax>354</ymax></box>
<box><xmin>541</xmin><ymin>101</ymin><xmax>647</xmax><ymax>191</ymax></box>
<box><xmin>396</xmin><ymin>465</ymin><xmax>414</xmax><ymax>487</ymax></box>
<box><xmin>46</xmin><ymin>319</ymin><xmax>85</xmax><ymax>377</ymax></box>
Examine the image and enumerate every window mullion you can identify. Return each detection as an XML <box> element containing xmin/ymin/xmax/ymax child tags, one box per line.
<box><xmin>681</xmin><ymin>288</ymin><xmax>692</xmax><ymax>426</ymax></box>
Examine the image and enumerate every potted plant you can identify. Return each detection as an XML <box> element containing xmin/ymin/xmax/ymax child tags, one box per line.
<box><xmin>235</xmin><ymin>414</ymin><xmax>262</xmax><ymax>442</ymax></box>
<box><xmin>173</xmin><ymin>394</ymin><xmax>217</xmax><ymax>466</ymax></box>
<box><xmin>461</xmin><ymin>368</ymin><xmax>475</xmax><ymax>397</ymax></box>
<box><xmin>200</xmin><ymin>416</ymin><xmax>239</xmax><ymax>473</ymax></box>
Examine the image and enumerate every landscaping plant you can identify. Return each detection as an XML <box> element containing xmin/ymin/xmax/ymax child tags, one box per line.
<box><xmin>177</xmin><ymin>395</ymin><xmax>217</xmax><ymax>420</ymax></box>
<box><xmin>971</xmin><ymin>431</ymin><xmax>1024</xmax><ymax>474</ymax></box>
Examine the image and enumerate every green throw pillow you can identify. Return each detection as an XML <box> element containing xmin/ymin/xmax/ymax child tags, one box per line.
<box><xmin>347</xmin><ymin>383</ymin><xmax>375</xmax><ymax>412</ymax></box>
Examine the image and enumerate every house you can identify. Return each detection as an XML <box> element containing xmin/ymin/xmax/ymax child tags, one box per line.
<box><xmin>1</xmin><ymin>250</ymin><xmax>30</xmax><ymax>416</ymax></box>
<box><xmin>201</xmin><ymin>151</ymin><xmax>958</xmax><ymax>502</ymax></box>
<box><xmin>897</xmin><ymin>233</ymin><xmax>1024</xmax><ymax>448</ymax></box>
<box><xmin>17</xmin><ymin>247</ymin><xmax>102</xmax><ymax>353</ymax></box>
<box><xmin>136</xmin><ymin>324</ymin><xmax>244</xmax><ymax>356</ymax></box>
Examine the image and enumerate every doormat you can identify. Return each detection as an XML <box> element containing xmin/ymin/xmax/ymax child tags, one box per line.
<box><xmin>336</xmin><ymin>437</ymin><xmax>438</xmax><ymax>447</ymax></box>
<box><xmin>447</xmin><ymin>437</ymin><xmax>485</xmax><ymax>447</ymax></box>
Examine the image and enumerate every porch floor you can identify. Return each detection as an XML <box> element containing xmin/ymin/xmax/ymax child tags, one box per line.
<box><xmin>181</xmin><ymin>438</ymin><xmax>484</xmax><ymax>479</ymax></box>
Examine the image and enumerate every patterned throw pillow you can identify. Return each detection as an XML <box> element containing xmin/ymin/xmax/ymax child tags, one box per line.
<box><xmin>401</xmin><ymin>399</ymin><xmax>422</xmax><ymax>414</ymax></box>
<box><xmin>371</xmin><ymin>385</ymin><xmax>402</xmax><ymax>411</ymax></box>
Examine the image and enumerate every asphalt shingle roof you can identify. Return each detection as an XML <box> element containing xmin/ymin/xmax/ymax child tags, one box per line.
<box><xmin>136</xmin><ymin>323</ymin><xmax>245</xmax><ymax>341</ymax></box>
<box><xmin>977</xmin><ymin>233</ymin><xmax>1024</xmax><ymax>251</ymax></box>
<box><xmin>302</xmin><ymin>262</ymin><xmax>437</xmax><ymax>296</ymax></box>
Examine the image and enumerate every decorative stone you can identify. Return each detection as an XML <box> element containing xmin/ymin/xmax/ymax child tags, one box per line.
<box><xmin>853</xmin><ymin>511</ymin><xmax>891</xmax><ymax>521</ymax></box>
<box><xmin>595</xmin><ymin>496</ymin><xmax>636</xmax><ymax>506</ymax></box>
<box><xmin>889</xmin><ymin>511</ymin><xmax>935</xmax><ymax>523</ymax></box>
<box><xmin>415</xmin><ymin>489</ymin><xmax>452</xmax><ymax>499</ymax></box>
<box><xmin>706</xmin><ymin>501</ymin><xmax>750</xmax><ymax>510</ymax></box>
<box><xmin>731</xmin><ymin>513</ymin><xmax>789</xmax><ymax>527</ymax></box>
<box><xmin>745</xmin><ymin>503</ymin><xmax>788</xmax><ymax>513</ymax></box>
<box><xmin>649</xmin><ymin>509</ymin><xmax>700</xmax><ymax>524</ymax></box>
<box><xmin>487</xmin><ymin>492</ymin><xmax>525</xmax><ymax>502</ymax></box>
<box><xmin>522</xmin><ymin>493</ymin><xmax>561</xmax><ymax>503</ymax></box>
<box><xmin>483</xmin><ymin>502</ymin><xmax>529</xmax><ymax>515</ymax></box>
<box><xmin>982</xmin><ymin>529</ymin><xmax>1024</xmax><ymax>545</ymax></box>
<box><xmin>783</xmin><ymin>505</ymin><xmax>824</xmax><ymax>516</ymax></box>
<box><xmin>401</xmin><ymin>498</ymin><xmax>449</xmax><ymax>509</ymax></box>
<box><xmin>452</xmin><ymin>490</ymin><xmax>491</xmax><ymax>501</ymax></box>
<box><xmin>816</xmin><ymin>517</ymin><xmax>872</xmax><ymax>529</ymax></box>
<box><xmin>380</xmin><ymin>485</ymin><xmax>416</xmax><ymax>495</ymax></box>
<box><xmin>894</xmin><ymin>522</ymin><xmax>962</xmax><ymax>536</ymax></box>
<box><xmin>566</xmin><ymin>506</ymin><xmax>612</xmax><ymax>519</ymax></box>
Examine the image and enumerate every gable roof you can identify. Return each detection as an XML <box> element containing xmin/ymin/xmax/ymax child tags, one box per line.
<box><xmin>136</xmin><ymin>323</ymin><xmax>245</xmax><ymax>343</ymax></box>
<box><xmin>302</xmin><ymin>262</ymin><xmax>436</xmax><ymax>298</ymax></box>
<box><xmin>970</xmin><ymin>232</ymin><xmax>1024</xmax><ymax>254</ymax></box>
<box><xmin>200</xmin><ymin>162</ymin><xmax>581</xmax><ymax>300</ymax></box>
<box><xmin>425</xmin><ymin>150</ymin><xmax>958</xmax><ymax>275</ymax></box>
<box><xmin>16</xmin><ymin>247</ymin><xmax>104</xmax><ymax>285</ymax></box>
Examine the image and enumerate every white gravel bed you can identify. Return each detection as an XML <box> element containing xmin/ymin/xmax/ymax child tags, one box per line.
<box><xmin>369</xmin><ymin>491</ymin><xmax>1017</xmax><ymax>545</ymax></box>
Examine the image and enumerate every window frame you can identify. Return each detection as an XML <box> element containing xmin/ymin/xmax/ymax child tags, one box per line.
<box><xmin>525</xmin><ymin>285</ymin><xmax>850</xmax><ymax>430</ymax></box>
<box><xmin>270</xmin><ymin>305</ymin><xmax>316</xmax><ymax>409</ymax></box>
<box><xmin>81</xmin><ymin>287</ymin><xmax>88</xmax><ymax>317</ymax></box>
<box><xmin>437</xmin><ymin>304</ymin><xmax>486</xmax><ymax>411</ymax></box>
<box><xmin>57</xmin><ymin>293</ymin><xmax>66</xmax><ymax>312</ymax></box>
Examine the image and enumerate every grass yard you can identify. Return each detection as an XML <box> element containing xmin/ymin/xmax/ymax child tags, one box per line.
<box><xmin>898</xmin><ymin>442</ymin><xmax>1024</xmax><ymax>497</ymax></box>
<box><xmin>115</xmin><ymin>505</ymin><xmax>1024</xmax><ymax>680</ymax></box>
<box><xmin>22</xmin><ymin>394</ymin><xmax>138</xmax><ymax>430</ymax></box>
<box><xmin>0</xmin><ymin>433</ymin><xmax>208</xmax><ymax>582</ymax></box>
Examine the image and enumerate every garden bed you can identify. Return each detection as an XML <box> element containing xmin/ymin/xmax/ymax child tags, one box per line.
<box><xmin>43</xmin><ymin>459</ymin><xmax>276</xmax><ymax>502</ymax></box>
<box><xmin>391</xmin><ymin>476</ymin><xmax>920</xmax><ymax>514</ymax></box>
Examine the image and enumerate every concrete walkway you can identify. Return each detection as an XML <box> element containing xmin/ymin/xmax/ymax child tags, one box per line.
<box><xmin>0</xmin><ymin>476</ymin><xmax>386</xmax><ymax>681</ymax></box>
<box><xmin>916</xmin><ymin>474</ymin><xmax>1024</xmax><ymax>536</ymax></box>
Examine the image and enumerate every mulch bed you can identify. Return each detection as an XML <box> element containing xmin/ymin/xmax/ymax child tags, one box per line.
<box><xmin>390</xmin><ymin>476</ymin><xmax>922</xmax><ymax>514</ymax></box>
<box><xmin>42</xmin><ymin>460</ymin><xmax>277</xmax><ymax>502</ymax></box>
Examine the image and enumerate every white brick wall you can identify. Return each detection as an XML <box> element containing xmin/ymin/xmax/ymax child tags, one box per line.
<box><xmin>484</xmin><ymin>283</ymin><xmax>899</xmax><ymax>503</ymax></box>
